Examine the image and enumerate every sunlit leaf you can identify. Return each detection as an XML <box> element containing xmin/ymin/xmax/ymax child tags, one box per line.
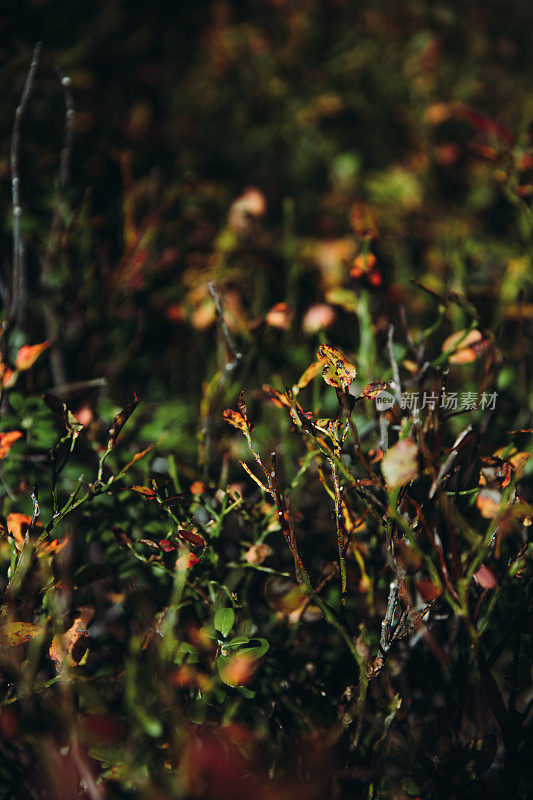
<box><xmin>223</xmin><ymin>409</ymin><xmax>248</xmax><ymax>434</ymax></box>
<box><xmin>358</xmin><ymin>380</ymin><xmax>390</xmax><ymax>400</ymax></box>
<box><xmin>15</xmin><ymin>340</ymin><xmax>51</xmax><ymax>371</ymax></box>
<box><xmin>293</xmin><ymin>360</ymin><xmax>324</xmax><ymax>391</ymax></box>
<box><xmin>0</xmin><ymin>431</ymin><xmax>23</xmax><ymax>459</ymax></box>
<box><xmin>175</xmin><ymin>552</ymin><xmax>200</xmax><ymax>571</ymax></box>
<box><xmin>442</xmin><ymin>329</ymin><xmax>488</xmax><ymax>364</ymax></box>
<box><xmin>381</xmin><ymin>438</ymin><xmax>418</xmax><ymax>488</ymax></box>
<box><xmin>130</xmin><ymin>485</ymin><xmax>158</xmax><ymax>499</ymax></box>
<box><xmin>262</xmin><ymin>384</ymin><xmax>291</xmax><ymax>408</ymax></box>
<box><xmin>316</xmin><ymin>344</ymin><xmax>357</xmax><ymax>389</ymax></box>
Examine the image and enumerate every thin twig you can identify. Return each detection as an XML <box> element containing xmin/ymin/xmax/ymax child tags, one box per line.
<box><xmin>387</xmin><ymin>324</ymin><xmax>402</xmax><ymax>403</ymax></box>
<box><xmin>41</xmin><ymin>65</ymin><xmax>76</xmax><ymax>386</ymax></box>
<box><xmin>208</xmin><ymin>282</ymin><xmax>242</xmax><ymax>370</ymax></box>
<box><xmin>10</xmin><ymin>43</ymin><xmax>42</xmax><ymax>329</ymax></box>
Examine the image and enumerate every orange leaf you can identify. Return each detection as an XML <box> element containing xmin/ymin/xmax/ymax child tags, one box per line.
<box><xmin>262</xmin><ymin>385</ymin><xmax>292</xmax><ymax>409</ymax></box>
<box><xmin>131</xmin><ymin>485</ymin><xmax>158</xmax><ymax>499</ymax></box>
<box><xmin>223</xmin><ymin>409</ymin><xmax>249</xmax><ymax>434</ymax></box>
<box><xmin>6</xmin><ymin>513</ymin><xmax>42</xmax><ymax>551</ymax></box>
<box><xmin>120</xmin><ymin>445</ymin><xmax>154</xmax><ymax>474</ymax></box>
<box><xmin>0</xmin><ymin>431</ymin><xmax>22</xmax><ymax>459</ymax></box>
<box><xmin>294</xmin><ymin>359</ymin><xmax>325</xmax><ymax>391</ymax></box>
<box><xmin>359</xmin><ymin>380</ymin><xmax>390</xmax><ymax>400</ymax></box>
<box><xmin>316</xmin><ymin>344</ymin><xmax>357</xmax><ymax>389</ymax></box>
<box><xmin>175</xmin><ymin>552</ymin><xmax>200</xmax><ymax>571</ymax></box>
<box><xmin>265</xmin><ymin>302</ymin><xmax>293</xmax><ymax>330</ymax></box>
<box><xmin>15</xmin><ymin>340</ymin><xmax>51</xmax><ymax>371</ymax></box>
<box><xmin>442</xmin><ymin>329</ymin><xmax>488</xmax><ymax>364</ymax></box>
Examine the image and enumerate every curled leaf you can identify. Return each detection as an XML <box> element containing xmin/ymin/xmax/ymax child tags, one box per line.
<box><xmin>0</xmin><ymin>431</ymin><xmax>23</xmax><ymax>459</ymax></box>
<box><xmin>49</xmin><ymin>617</ymin><xmax>89</xmax><ymax>667</ymax></box>
<box><xmin>42</xmin><ymin>394</ymin><xmax>84</xmax><ymax>435</ymax></box>
<box><xmin>108</xmin><ymin>393</ymin><xmax>139</xmax><ymax>450</ymax></box>
<box><xmin>262</xmin><ymin>385</ymin><xmax>291</xmax><ymax>409</ymax></box>
<box><xmin>317</xmin><ymin>344</ymin><xmax>357</xmax><ymax>389</ymax></box>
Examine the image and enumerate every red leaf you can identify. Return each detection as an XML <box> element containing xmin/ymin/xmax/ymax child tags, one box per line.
<box><xmin>175</xmin><ymin>552</ymin><xmax>200</xmax><ymax>571</ymax></box>
<box><xmin>159</xmin><ymin>539</ymin><xmax>177</xmax><ymax>552</ymax></box>
<box><xmin>178</xmin><ymin>529</ymin><xmax>205</xmax><ymax>548</ymax></box>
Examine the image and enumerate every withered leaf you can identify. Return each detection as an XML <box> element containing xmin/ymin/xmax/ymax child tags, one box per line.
<box><xmin>108</xmin><ymin>393</ymin><xmax>139</xmax><ymax>450</ymax></box>
<box><xmin>223</xmin><ymin>408</ymin><xmax>249</xmax><ymax>434</ymax></box>
<box><xmin>316</xmin><ymin>344</ymin><xmax>357</xmax><ymax>389</ymax></box>
<box><xmin>42</xmin><ymin>393</ymin><xmax>84</xmax><ymax>435</ymax></box>
<box><xmin>358</xmin><ymin>380</ymin><xmax>390</xmax><ymax>400</ymax></box>
<box><xmin>3</xmin><ymin>621</ymin><xmax>42</xmax><ymax>645</ymax></box>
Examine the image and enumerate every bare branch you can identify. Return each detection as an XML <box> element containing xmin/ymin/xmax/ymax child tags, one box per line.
<box><xmin>10</xmin><ymin>42</ymin><xmax>42</xmax><ymax>329</ymax></box>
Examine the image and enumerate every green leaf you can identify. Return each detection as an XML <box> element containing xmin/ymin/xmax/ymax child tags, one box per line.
<box><xmin>214</xmin><ymin>607</ymin><xmax>235</xmax><ymax>638</ymax></box>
